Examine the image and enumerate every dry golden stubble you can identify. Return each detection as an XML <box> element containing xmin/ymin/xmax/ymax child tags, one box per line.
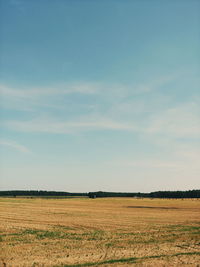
<box><xmin>0</xmin><ymin>197</ymin><xmax>200</xmax><ymax>266</ymax></box>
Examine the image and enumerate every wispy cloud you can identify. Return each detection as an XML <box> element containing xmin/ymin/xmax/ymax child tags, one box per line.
<box><xmin>0</xmin><ymin>83</ymin><xmax>97</xmax><ymax>98</ymax></box>
<box><xmin>4</xmin><ymin>117</ymin><xmax>136</xmax><ymax>134</ymax></box>
<box><xmin>3</xmin><ymin>99</ymin><xmax>200</xmax><ymax>139</ymax></box>
<box><xmin>147</xmin><ymin>102</ymin><xmax>200</xmax><ymax>138</ymax></box>
<box><xmin>0</xmin><ymin>75</ymin><xmax>175</xmax><ymax>111</ymax></box>
<box><xmin>107</xmin><ymin>140</ymin><xmax>200</xmax><ymax>185</ymax></box>
<box><xmin>0</xmin><ymin>83</ymin><xmax>99</xmax><ymax>112</ymax></box>
<box><xmin>0</xmin><ymin>139</ymin><xmax>30</xmax><ymax>153</ymax></box>
<box><xmin>1</xmin><ymin>75</ymin><xmax>199</xmax><ymax>140</ymax></box>
<box><xmin>117</xmin><ymin>155</ymin><xmax>200</xmax><ymax>170</ymax></box>
<box><xmin>132</xmin><ymin>74</ymin><xmax>176</xmax><ymax>93</ymax></box>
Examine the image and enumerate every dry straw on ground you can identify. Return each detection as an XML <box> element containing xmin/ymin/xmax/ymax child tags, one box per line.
<box><xmin>0</xmin><ymin>197</ymin><xmax>200</xmax><ymax>266</ymax></box>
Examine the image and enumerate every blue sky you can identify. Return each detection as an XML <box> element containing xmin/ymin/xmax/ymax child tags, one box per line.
<box><xmin>0</xmin><ymin>0</ymin><xmax>200</xmax><ymax>192</ymax></box>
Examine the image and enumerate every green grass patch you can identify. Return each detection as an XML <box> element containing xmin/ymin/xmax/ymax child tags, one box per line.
<box><xmin>2</xmin><ymin>229</ymin><xmax>85</xmax><ymax>241</ymax></box>
<box><xmin>105</xmin><ymin>242</ymin><xmax>114</xmax><ymax>248</ymax></box>
<box><xmin>87</xmin><ymin>230</ymin><xmax>105</xmax><ymax>241</ymax></box>
<box><xmin>165</xmin><ymin>225</ymin><xmax>200</xmax><ymax>232</ymax></box>
<box><xmin>178</xmin><ymin>226</ymin><xmax>200</xmax><ymax>232</ymax></box>
<box><xmin>24</xmin><ymin>229</ymin><xmax>83</xmax><ymax>240</ymax></box>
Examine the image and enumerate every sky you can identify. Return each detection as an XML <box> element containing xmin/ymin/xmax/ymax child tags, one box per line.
<box><xmin>0</xmin><ymin>0</ymin><xmax>200</xmax><ymax>192</ymax></box>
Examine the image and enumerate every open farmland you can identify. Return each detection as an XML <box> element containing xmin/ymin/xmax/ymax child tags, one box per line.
<box><xmin>0</xmin><ymin>197</ymin><xmax>200</xmax><ymax>267</ymax></box>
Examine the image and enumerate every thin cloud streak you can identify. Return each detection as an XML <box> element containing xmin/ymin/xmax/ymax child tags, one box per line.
<box><xmin>0</xmin><ymin>83</ymin><xmax>98</xmax><ymax>99</ymax></box>
<box><xmin>117</xmin><ymin>159</ymin><xmax>200</xmax><ymax>170</ymax></box>
<box><xmin>4</xmin><ymin>118</ymin><xmax>136</xmax><ymax>134</ymax></box>
<box><xmin>0</xmin><ymin>140</ymin><xmax>30</xmax><ymax>153</ymax></box>
<box><xmin>3</xmin><ymin>99</ymin><xmax>200</xmax><ymax>139</ymax></box>
<box><xmin>0</xmin><ymin>75</ymin><xmax>177</xmax><ymax>116</ymax></box>
<box><xmin>3</xmin><ymin>100</ymin><xmax>200</xmax><ymax>139</ymax></box>
<box><xmin>147</xmin><ymin>102</ymin><xmax>200</xmax><ymax>138</ymax></box>
<box><xmin>0</xmin><ymin>74</ymin><xmax>175</xmax><ymax>101</ymax></box>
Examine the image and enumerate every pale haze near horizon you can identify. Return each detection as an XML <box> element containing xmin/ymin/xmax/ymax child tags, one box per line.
<box><xmin>0</xmin><ymin>0</ymin><xmax>200</xmax><ymax>192</ymax></box>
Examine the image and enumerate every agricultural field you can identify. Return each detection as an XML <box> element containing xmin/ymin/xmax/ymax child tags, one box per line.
<box><xmin>0</xmin><ymin>197</ymin><xmax>200</xmax><ymax>267</ymax></box>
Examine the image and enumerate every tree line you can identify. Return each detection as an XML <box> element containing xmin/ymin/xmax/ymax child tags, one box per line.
<box><xmin>0</xmin><ymin>190</ymin><xmax>87</xmax><ymax>197</ymax></box>
<box><xmin>88</xmin><ymin>190</ymin><xmax>200</xmax><ymax>198</ymax></box>
<box><xmin>0</xmin><ymin>190</ymin><xmax>199</xmax><ymax>198</ymax></box>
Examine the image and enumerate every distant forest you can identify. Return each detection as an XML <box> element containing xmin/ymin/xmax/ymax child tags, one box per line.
<box><xmin>88</xmin><ymin>190</ymin><xmax>200</xmax><ymax>198</ymax></box>
<box><xmin>0</xmin><ymin>190</ymin><xmax>199</xmax><ymax>198</ymax></box>
<box><xmin>0</xmin><ymin>190</ymin><xmax>87</xmax><ymax>197</ymax></box>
